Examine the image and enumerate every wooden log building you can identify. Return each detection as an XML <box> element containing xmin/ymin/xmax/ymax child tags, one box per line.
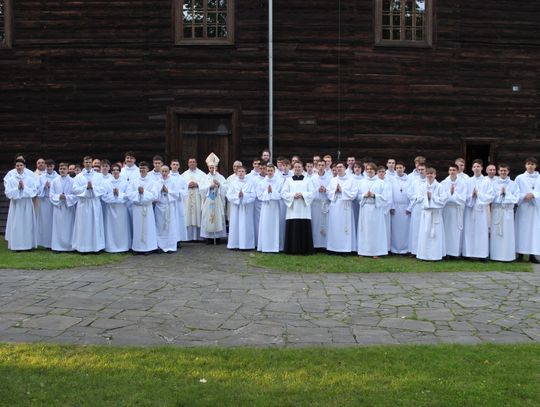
<box><xmin>1</xmin><ymin>0</ymin><xmax>539</xmax><ymax>232</ymax></box>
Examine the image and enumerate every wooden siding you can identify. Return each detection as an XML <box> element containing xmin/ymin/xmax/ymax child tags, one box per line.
<box><xmin>1</xmin><ymin>0</ymin><xmax>539</xmax><ymax>232</ymax></box>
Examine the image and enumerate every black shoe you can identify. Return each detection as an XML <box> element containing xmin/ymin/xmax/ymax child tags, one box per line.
<box><xmin>516</xmin><ymin>253</ymin><xmax>524</xmax><ymax>262</ymax></box>
<box><xmin>530</xmin><ymin>255</ymin><xmax>539</xmax><ymax>264</ymax></box>
<box><xmin>480</xmin><ymin>258</ymin><xmax>488</xmax><ymax>263</ymax></box>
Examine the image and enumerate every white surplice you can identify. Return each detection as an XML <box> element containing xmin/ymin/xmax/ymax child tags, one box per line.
<box><xmin>440</xmin><ymin>176</ymin><xmax>466</xmax><ymax>257</ymax></box>
<box><xmin>154</xmin><ymin>176</ymin><xmax>180</xmax><ymax>252</ymax></box>
<box><xmin>71</xmin><ymin>169</ymin><xmax>106</xmax><ymax>253</ymax></box>
<box><xmin>170</xmin><ymin>172</ymin><xmax>188</xmax><ymax>242</ymax></box>
<box><xmin>326</xmin><ymin>175</ymin><xmax>358</xmax><ymax>253</ymax></box>
<box><xmin>462</xmin><ymin>175</ymin><xmax>495</xmax><ymax>258</ymax></box>
<box><xmin>490</xmin><ymin>178</ymin><xmax>519</xmax><ymax>261</ymax></box>
<box><xmin>256</xmin><ymin>175</ymin><xmax>284</xmax><ymax>252</ymax></box>
<box><xmin>227</xmin><ymin>177</ymin><xmax>256</xmax><ymax>249</ymax></box>
<box><xmin>514</xmin><ymin>171</ymin><xmax>540</xmax><ymax>254</ymax></box>
<box><xmin>4</xmin><ymin>172</ymin><xmax>38</xmax><ymax>250</ymax></box>
<box><xmin>36</xmin><ymin>170</ymin><xmax>59</xmax><ymax>248</ymax></box>
<box><xmin>357</xmin><ymin>176</ymin><xmax>388</xmax><ymax>256</ymax></box>
<box><xmin>407</xmin><ymin>176</ymin><xmax>427</xmax><ymax>255</ymax></box>
<box><xmin>389</xmin><ymin>174</ymin><xmax>411</xmax><ymax>254</ymax></box>
<box><xmin>127</xmin><ymin>175</ymin><xmax>159</xmax><ymax>252</ymax></box>
<box><xmin>101</xmin><ymin>177</ymin><xmax>131</xmax><ymax>253</ymax></box>
<box><xmin>50</xmin><ymin>175</ymin><xmax>77</xmax><ymax>252</ymax></box>
<box><xmin>311</xmin><ymin>172</ymin><xmax>331</xmax><ymax>249</ymax></box>
<box><xmin>416</xmin><ymin>180</ymin><xmax>448</xmax><ymax>261</ymax></box>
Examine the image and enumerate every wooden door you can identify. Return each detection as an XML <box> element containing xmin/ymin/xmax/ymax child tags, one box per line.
<box><xmin>167</xmin><ymin>109</ymin><xmax>237</xmax><ymax>176</ymax></box>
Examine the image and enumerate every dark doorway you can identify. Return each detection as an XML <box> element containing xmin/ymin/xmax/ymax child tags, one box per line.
<box><xmin>464</xmin><ymin>143</ymin><xmax>494</xmax><ymax>175</ymax></box>
<box><xmin>166</xmin><ymin>108</ymin><xmax>238</xmax><ymax>176</ymax></box>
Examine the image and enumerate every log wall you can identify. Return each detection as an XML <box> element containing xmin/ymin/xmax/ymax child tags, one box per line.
<box><xmin>1</xmin><ymin>0</ymin><xmax>539</xmax><ymax>232</ymax></box>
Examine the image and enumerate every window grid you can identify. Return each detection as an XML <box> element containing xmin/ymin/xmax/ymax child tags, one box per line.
<box><xmin>382</xmin><ymin>0</ymin><xmax>425</xmax><ymax>42</ymax></box>
<box><xmin>0</xmin><ymin>0</ymin><xmax>5</xmax><ymax>44</ymax></box>
<box><xmin>181</xmin><ymin>0</ymin><xmax>229</xmax><ymax>41</ymax></box>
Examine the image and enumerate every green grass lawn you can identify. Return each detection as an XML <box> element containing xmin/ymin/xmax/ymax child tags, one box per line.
<box><xmin>0</xmin><ymin>237</ymin><xmax>128</xmax><ymax>270</ymax></box>
<box><xmin>0</xmin><ymin>343</ymin><xmax>539</xmax><ymax>406</ymax></box>
<box><xmin>250</xmin><ymin>252</ymin><xmax>533</xmax><ymax>273</ymax></box>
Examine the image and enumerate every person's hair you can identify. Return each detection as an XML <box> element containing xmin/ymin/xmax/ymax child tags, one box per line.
<box><xmin>266</xmin><ymin>164</ymin><xmax>275</xmax><ymax>170</ymax></box>
<box><xmin>259</xmin><ymin>160</ymin><xmax>268</xmax><ymax>167</ymax></box>
<box><xmin>323</xmin><ymin>154</ymin><xmax>332</xmax><ymax>160</ymax></box>
<box><xmin>498</xmin><ymin>163</ymin><xmax>510</xmax><ymax>170</ymax></box>
<box><xmin>395</xmin><ymin>161</ymin><xmax>405</xmax><ymax>167</ymax></box>
<box><xmin>525</xmin><ymin>157</ymin><xmax>537</xmax><ymax>165</ymax></box>
<box><xmin>124</xmin><ymin>151</ymin><xmax>136</xmax><ymax>159</ymax></box>
<box><xmin>83</xmin><ymin>156</ymin><xmax>92</xmax><ymax>162</ymax></box>
<box><xmin>455</xmin><ymin>157</ymin><xmax>465</xmax><ymax>164</ymax></box>
<box><xmin>170</xmin><ymin>158</ymin><xmax>180</xmax><ymax>164</ymax></box>
<box><xmin>448</xmin><ymin>164</ymin><xmax>458</xmax><ymax>170</ymax></box>
<box><xmin>276</xmin><ymin>156</ymin><xmax>286</xmax><ymax>162</ymax></box>
<box><xmin>101</xmin><ymin>159</ymin><xmax>110</xmax><ymax>166</ymax></box>
<box><xmin>152</xmin><ymin>155</ymin><xmax>164</xmax><ymax>162</ymax></box>
<box><xmin>305</xmin><ymin>161</ymin><xmax>314</xmax><ymax>166</ymax></box>
<box><xmin>365</xmin><ymin>162</ymin><xmax>377</xmax><ymax>171</ymax></box>
<box><xmin>13</xmin><ymin>153</ymin><xmax>25</xmax><ymax>162</ymax></box>
<box><xmin>111</xmin><ymin>164</ymin><xmax>121</xmax><ymax>171</ymax></box>
<box><xmin>425</xmin><ymin>167</ymin><xmax>436</xmax><ymax>175</ymax></box>
<box><xmin>252</xmin><ymin>158</ymin><xmax>261</xmax><ymax>163</ymax></box>
<box><xmin>472</xmin><ymin>159</ymin><xmax>484</xmax><ymax>167</ymax></box>
<box><xmin>362</xmin><ymin>156</ymin><xmax>373</xmax><ymax>163</ymax></box>
<box><xmin>377</xmin><ymin>165</ymin><xmax>386</xmax><ymax>172</ymax></box>
<box><xmin>335</xmin><ymin>161</ymin><xmax>346</xmax><ymax>167</ymax></box>
<box><xmin>58</xmin><ymin>162</ymin><xmax>69</xmax><ymax>168</ymax></box>
<box><xmin>139</xmin><ymin>161</ymin><xmax>150</xmax><ymax>169</ymax></box>
<box><xmin>416</xmin><ymin>162</ymin><xmax>426</xmax><ymax>169</ymax></box>
<box><xmin>353</xmin><ymin>162</ymin><xmax>363</xmax><ymax>169</ymax></box>
<box><xmin>387</xmin><ymin>158</ymin><xmax>396</xmax><ymax>162</ymax></box>
<box><xmin>237</xmin><ymin>165</ymin><xmax>247</xmax><ymax>171</ymax></box>
<box><xmin>293</xmin><ymin>161</ymin><xmax>303</xmax><ymax>167</ymax></box>
<box><xmin>282</xmin><ymin>158</ymin><xmax>290</xmax><ymax>165</ymax></box>
<box><xmin>188</xmin><ymin>157</ymin><xmax>197</xmax><ymax>162</ymax></box>
<box><xmin>74</xmin><ymin>164</ymin><xmax>82</xmax><ymax>170</ymax></box>
<box><xmin>45</xmin><ymin>159</ymin><xmax>55</xmax><ymax>166</ymax></box>
<box><xmin>15</xmin><ymin>158</ymin><xmax>26</xmax><ymax>165</ymax></box>
<box><xmin>414</xmin><ymin>156</ymin><xmax>426</xmax><ymax>164</ymax></box>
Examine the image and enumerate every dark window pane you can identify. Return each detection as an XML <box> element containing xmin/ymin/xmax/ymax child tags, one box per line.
<box><xmin>194</xmin><ymin>0</ymin><xmax>203</xmax><ymax>8</ymax></box>
<box><xmin>218</xmin><ymin>13</ymin><xmax>227</xmax><ymax>25</ymax></box>
<box><xmin>183</xmin><ymin>11</ymin><xmax>193</xmax><ymax>23</ymax></box>
<box><xmin>416</xmin><ymin>29</ymin><xmax>423</xmax><ymax>40</ymax></box>
<box><xmin>392</xmin><ymin>15</ymin><xmax>400</xmax><ymax>26</ymax></box>
<box><xmin>184</xmin><ymin>27</ymin><xmax>193</xmax><ymax>38</ymax></box>
<box><xmin>405</xmin><ymin>29</ymin><xmax>412</xmax><ymax>40</ymax></box>
<box><xmin>207</xmin><ymin>26</ymin><xmax>217</xmax><ymax>37</ymax></box>
<box><xmin>183</xmin><ymin>0</ymin><xmax>193</xmax><ymax>9</ymax></box>
<box><xmin>383</xmin><ymin>0</ymin><xmax>390</xmax><ymax>11</ymax></box>
<box><xmin>194</xmin><ymin>26</ymin><xmax>204</xmax><ymax>37</ymax></box>
<box><xmin>392</xmin><ymin>0</ymin><xmax>401</xmax><ymax>12</ymax></box>
<box><xmin>416</xmin><ymin>15</ymin><xmax>423</xmax><ymax>27</ymax></box>
<box><xmin>392</xmin><ymin>29</ymin><xmax>400</xmax><ymax>40</ymax></box>
<box><xmin>194</xmin><ymin>12</ymin><xmax>204</xmax><ymax>24</ymax></box>
<box><xmin>382</xmin><ymin>14</ymin><xmax>390</xmax><ymax>25</ymax></box>
<box><xmin>218</xmin><ymin>0</ymin><xmax>227</xmax><ymax>9</ymax></box>
<box><xmin>218</xmin><ymin>25</ymin><xmax>228</xmax><ymax>37</ymax></box>
<box><xmin>207</xmin><ymin>12</ymin><xmax>216</xmax><ymax>24</ymax></box>
<box><xmin>207</xmin><ymin>0</ymin><xmax>217</xmax><ymax>9</ymax></box>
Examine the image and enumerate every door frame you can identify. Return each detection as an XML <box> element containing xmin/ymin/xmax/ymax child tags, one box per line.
<box><xmin>166</xmin><ymin>107</ymin><xmax>239</xmax><ymax>174</ymax></box>
<box><xmin>461</xmin><ymin>137</ymin><xmax>499</xmax><ymax>169</ymax></box>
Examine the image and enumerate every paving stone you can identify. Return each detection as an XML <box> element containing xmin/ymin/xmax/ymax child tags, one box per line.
<box><xmin>454</xmin><ymin>298</ymin><xmax>492</xmax><ymax>308</ymax></box>
<box><xmin>416</xmin><ymin>309</ymin><xmax>454</xmax><ymax>321</ymax></box>
<box><xmin>378</xmin><ymin>318</ymin><xmax>436</xmax><ymax>333</ymax></box>
<box><xmin>22</xmin><ymin>315</ymin><xmax>82</xmax><ymax>331</ymax></box>
<box><xmin>381</xmin><ymin>297</ymin><xmax>417</xmax><ymax>306</ymax></box>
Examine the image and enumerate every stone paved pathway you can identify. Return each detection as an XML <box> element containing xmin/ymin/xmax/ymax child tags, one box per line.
<box><xmin>1</xmin><ymin>244</ymin><xmax>540</xmax><ymax>347</ymax></box>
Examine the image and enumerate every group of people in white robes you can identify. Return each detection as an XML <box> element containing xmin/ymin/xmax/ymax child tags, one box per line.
<box><xmin>4</xmin><ymin>152</ymin><xmax>540</xmax><ymax>263</ymax></box>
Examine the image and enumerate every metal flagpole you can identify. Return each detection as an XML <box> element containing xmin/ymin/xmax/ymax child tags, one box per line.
<box><xmin>269</xmin><ymin>0</ymin><xmax>274</xmax><ymax>162</ymax></box>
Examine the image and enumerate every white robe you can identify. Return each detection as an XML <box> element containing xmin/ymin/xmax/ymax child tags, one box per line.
<box><xmin>50</xmin><ymin>175</ymin><xmax>77</xmax><ymax>252</ymax></box>
<box><xmin>326</xmin><ymin>175</ymin><xmax>358</xmax><ymax>253</ymax></box>
<box><xmin>407</xmin><ymin>176</ymin><xmax>427</xmax><ymax>255</ymax></box>
<box><xmin>281</xmin><ymin>177</ymin><xmax>315</xmax><ymax>220</ymax></box>
<box><xmin>514</xmin><ymin>171</ymin><xmax>540</xmax><ymax>254</ymax></box>
<box><xmin>529</xmin><ymin>177</ymin><xmax>540</xmax><ymax>256</ymax></box>
<box><xmin>462</xmin><ymin>175</ymin><xmax>495</xmax><ymax>258</ymax></box>
<box><xmin>490</xmin><ymin>178</ymin><xmax>519</xmax><ymax>261</ymax></box>
<box><xmin>154</xmin><ymin>177</ymin><xmax>180</xmax><ymax>252</ymax></box>
<box><xmin>181</xmin><ymin>168</ymin><xmax>207</xmax><ymax>241</ymax></box>
<box><xmin>311</xmin><ymin>173</ymin><xmax>331</xmax><ymax>249</ymax></box>
<box><xmin>71</xmin><ymin>169</ymin><xmax>106</xmax><ymax>253</ymax></box>
<box><xmin>170</xmin><ymin>172</ymin><xmax>188</xmax><ymax>242</ymax></box>
<box><xmin>390</xmin><ymin>174</ymin><xmax>411</xmax><ymax>254</ymax></box>
<box><xmin>227</xmin><ymin>178</ymin><xmax>256</xmax><ymax>249</ymax></box>
<box><xmin>416</xmin><ymin>181</ymin><xmax>448</xmax><ymax>261</ymax></box>
<box><xmin>200</xmin><ymin>172</ymin><xmax>228</xmax><ymax>239</ymax></box>
<box><xmin>4</xmin><ymin>172</ymin><xmax>38</xmax><ymax>250</ymax></box>
<box><xmin>120</xmin><ymin>164</ymin><xmax>140</xmax><ymax>183</ymax></box>
<box><xmin>350</xmin><ymin>174</ymin><xmax>364</xmax><ymax>229</ymax></box>
<box><xmin>36</xmin><ymin>171</ymin><xmax>59</xmax><ymax>248</ymax></box>
<box><xmin>101</xmin><ymin>178</ymin><xmax>131</xmax><ymax>253</ymax></box>
<box><xmin>357</xmin><ymin>176</ymin><xmax>388</xmax><ymax>256</ymax></box>
<box><xmin>441</xmin><ymin>177</ymin><xmax>466</xmax><ymax>257</ymax></box>
<box><xmin>381</xmin><ymin>178</ymin><xmax>393</xmax><ymax>251</ymax></box>
<box><xmin>256</xmin><ymin>176</ymin><xmax>284</xmax><ymax>252</ymax></box>
<box><xmin>127</xmin><ymin>176</ymin><xmax>158</xmax><ymax>252</ymax></box>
